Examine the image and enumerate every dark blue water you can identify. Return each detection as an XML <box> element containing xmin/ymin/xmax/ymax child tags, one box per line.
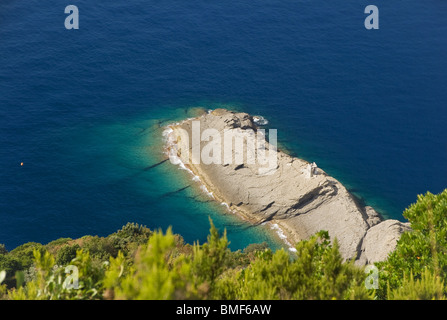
<box><xmin>1</xmin><ymin>1</ymin><xmax>446</xmax><ymax>250</ymax></box>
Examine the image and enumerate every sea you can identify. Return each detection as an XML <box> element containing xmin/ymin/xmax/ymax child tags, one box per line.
<box><xmin>1</xmin><ymin>1</ymin><xmax>446</xmax><ymax>251</ymax></box>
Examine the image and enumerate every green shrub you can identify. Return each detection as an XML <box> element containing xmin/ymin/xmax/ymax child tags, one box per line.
<box><xmin>56</xmin><ymin>244</ymin><xmax>81</xmax><ymax>265</ymax></box>
<box><xmin>388</xmin><ymin>269</ymin><xmax>445</xmax><ymax>300</ymax></box>
<box><xmin>2</xmin><ymin>187</ymin><xmax>446</xmax><ymax>302</ymax></box>
<box><xmin>81</xmin><ymin>236</ymin><xmax>117</xmax><ymax>261</ymax></box>
<box><xmin>377</xmin><ymin>189</ymin><xmax>447</xmax><ymax>299</ymax></box>
<box><xmin>214</xmin><ymin>231</ymin><xmax>371</xmax><ymax>300</ymax></box>
<box><xmin>0</xmin><ymin>244</ymin><xmax>7</xmax><ymax>255</ymax></box>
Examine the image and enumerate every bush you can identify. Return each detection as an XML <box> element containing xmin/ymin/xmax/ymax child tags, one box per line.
<box><xmin>2</xmin><ymin>187</ymin><xmax>447</xmax><ymax>302</ymax></box>
<box><xmin>377</xmin><ymin>189</ymin><xmax>447</xmax><ymax>299</ymax></box>
<box><xmin>388</xmin><ymin>269</ymin><xmax>445</xmax><ymax>300</ymax></box>
<box><xmin>56</xmin><ymin>244</ymin><xmax>81</xmax><ymax>265</ymax></box>
<box><xmin>214</xmin><ymin>231</ymin><xmax>371</xmax><ymax>300</ymax></box>
<box><xmin>0</xmin><ymin>244</ymin><xmax>7</xmax><ymax>255</ymax></box>
<box><xmin>81</xmin><ymin>236</ymin><xmax>117</xmax><ymax>261</ymax></box>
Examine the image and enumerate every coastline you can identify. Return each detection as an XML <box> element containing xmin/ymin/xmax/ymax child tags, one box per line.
<box><xmin>163</xmin><ymin>113</ymin><xmax>298</xmax><ymax>251</ymax></box>
<box><xmin>162</xmin><ymin>108</ymin><xmax>410</xmax><ymax>263</ymax></box>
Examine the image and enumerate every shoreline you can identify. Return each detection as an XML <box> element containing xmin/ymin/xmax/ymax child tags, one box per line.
<box><xmin>162</xmin><ymin>115</ymin><xmax>298</xmax><ymax>251</ymax></box>
<box><xmin>162</xmin><ymin>108</ymin><xmax>410</xmax><ymax>263</ymax></box>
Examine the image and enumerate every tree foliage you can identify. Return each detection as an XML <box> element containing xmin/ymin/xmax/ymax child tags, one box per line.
<box><xmin>0</xmin><ymin>222</ymin><xmax>373</xmax><ymax>300</ymax></box>
<box><xmin>1</xmin><ymin>189</ymin><xmax>446</xmax><ymax>300</ymax></box>
<box><xmin>214</xmin><ymin>231</ymin><xmax>371</xmax><ymax>300</ymax></box>
<box><xmin>376</xmin><ymin>189</ymin><xmax>447</xmax><ymax>299</ymax></box>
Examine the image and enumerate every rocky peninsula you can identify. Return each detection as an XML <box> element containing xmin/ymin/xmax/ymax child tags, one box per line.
<box><xmin>164</xmin><ymin>109</ymin><xmax>410</xmax><ymax>264</ymax></box>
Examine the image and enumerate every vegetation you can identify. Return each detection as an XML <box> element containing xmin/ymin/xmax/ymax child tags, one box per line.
<box><xmin>376</xmin><ymin>189</ymin><xmax>447</xmax><ymax>299</ymax></box>
<box><xmin>0</xmin><ymin>189</ymin><xmax>446</xmax><ymax>300</ymax></box>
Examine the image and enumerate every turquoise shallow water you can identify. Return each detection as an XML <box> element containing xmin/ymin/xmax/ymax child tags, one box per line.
<box><xmin>2</xmin><ymin>103</ymin><xmax>288</xmax><ymax>250</ymax></box>
<box><xmin>1</xmin><ymin>1</ymin><xmax>446</xmax><ymax>250</ymax></box>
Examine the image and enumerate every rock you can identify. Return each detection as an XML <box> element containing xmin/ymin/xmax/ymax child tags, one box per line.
<box><xmin>164</xmin><ymin>109</ymin><xmax>410</xmax><ymax>263</ymax></box>
<box><xmin>364</xmin><ymin>206</ymin><xmax>383</xmax><ymax>228</ymax></box>
<box><xmin>357</xmin><ymin>220</ymin><xmax>411</xmax><ymax>265</ymax></box>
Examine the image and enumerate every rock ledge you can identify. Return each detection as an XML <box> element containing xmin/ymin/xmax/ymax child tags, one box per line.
<box><xmin>165</xmin><ymin>109</ymin><xmax>410</xmax><ymax>264</ymax></box>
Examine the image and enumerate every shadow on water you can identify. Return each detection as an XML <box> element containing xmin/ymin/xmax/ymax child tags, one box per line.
<box><xmin>144</xmin><ymin>158</ymin><xmax>169</xmax><ymax>171</ymax></box>
<box><xmin>136</xmin><ymin>118</ymin><xmax>177</xmax><ymax>136</ymax></box>
<box><xmin>112</xmin><ymin>157</ymin><xmax>170</xmax><ymax>185</ymax></box>
<box><xmin>159</xmin><ymin>185</ymin><xmax>191</xmax><ymax>199</ymax></box>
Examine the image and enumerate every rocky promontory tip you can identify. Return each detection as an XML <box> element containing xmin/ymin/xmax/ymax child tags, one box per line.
<box><xmin>164</xmin><ymin>108</ymin><xmax>410</xmax><ymax>264</ymax></box>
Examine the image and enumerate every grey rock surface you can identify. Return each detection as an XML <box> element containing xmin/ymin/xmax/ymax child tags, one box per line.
<box><xmin>165</xmin><ymin>109</ymin><xmax>410</xmax><ymax>263</ymax></box>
